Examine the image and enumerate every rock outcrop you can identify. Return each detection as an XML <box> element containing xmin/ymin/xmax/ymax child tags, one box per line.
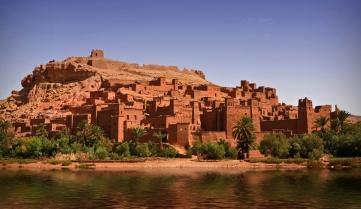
<box><xmin>0</xmin><ymin>50</ymin><xmax>209</xmax><ymax>121</ymax></box>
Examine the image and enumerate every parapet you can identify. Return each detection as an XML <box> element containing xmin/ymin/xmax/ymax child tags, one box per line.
<box><xmin>298</xmin><ymin>97</ymin><xmax>313</xmax><ymax>107</ymax></box>
<box><xmin>90</xmin><ymin>49</ymin><xmax>104</xmax><ymax>58</ymax></box>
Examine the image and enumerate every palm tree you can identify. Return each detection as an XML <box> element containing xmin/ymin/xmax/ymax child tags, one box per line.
<box><xmin>76</xmin><ymin>121</ymin><xmax>104</xmax><ymax>147</ymax></box>
<box><xmin>331</xmin><ymin>110</ymin><xmax>350</xmax><ymax>134</ymax></box>
<box><xmin>153</xmin><ymin>131</ymin><xmax>167</xmax><ymax>151</ymax></box>
<box><xmin>132</xmin><ymin>127</ymin><xmax>147</xmax><ymax>143</ymax></box>
<box><xmin>314</xmin><ymin>116</ymin><xmax>329</xmax><ymax>132</ymax></box>
<box><xmin>338</xmin><ymin>110</ymin><xmax>350</xmax><ymax>127</ymax></box>
<box><xmin>232</xmin><ymin>117</ymin><xmax>255</xmax><ymax>159</ymax></box>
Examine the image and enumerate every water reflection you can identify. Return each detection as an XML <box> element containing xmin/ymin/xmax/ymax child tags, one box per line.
<box><xmin>0</xmin><ymin>169</ymin><xmax>361</xmax><ymax>209</ymax></box>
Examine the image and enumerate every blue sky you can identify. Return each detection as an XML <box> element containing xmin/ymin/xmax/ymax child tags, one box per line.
<box><xmin>0</xmin><ymin>0</ymin><xmax>360</xmax><ymax>114</ymax></box>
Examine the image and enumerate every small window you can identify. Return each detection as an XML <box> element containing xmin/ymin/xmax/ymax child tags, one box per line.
<box><xmin>134</xmin><ymin>115</ymin><xmax>137</xmax><ymax>120</ymax></box>
<box><xmin>127</xmin><ymin>115</ymin><xmax>130</xmax><ymax>120</ymax></box>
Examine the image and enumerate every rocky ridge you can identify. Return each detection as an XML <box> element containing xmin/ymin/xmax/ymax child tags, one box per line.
<box><xmin>0</xmin><ymin>50</ymin><xmax>209</xmax><ymax>121</ymax></box>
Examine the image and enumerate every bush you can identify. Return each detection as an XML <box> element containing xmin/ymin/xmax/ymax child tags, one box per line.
<box><xmin>41</xmin><ymin>138</ymin><xmax>57</xmax><ymax>157</ymax></box>
<box><xmin>147</xmin><ymin>141</ymin><xmax>160</xmax><ymax>156</ymax></box>
<box><xmin>218</xmin><ymin>139</ymin><xmax>237</xmax><ymax>159</ymax></box>
<box><xmin>204</xmin><ymin>142</ymin><xmax>225</xmax><ymax>160</ymax></box>
<box><xmin>94</xmin><ymin>146</ymin><xmax>108</xmax><ymax>160</ymax></box>
<box><xmin>70</xmin><ymin>142</ymin><xmax>83</xmax><ymax>154</ymax></box>
<box><xmin>109</xmin><ymin>152</ymin><xmax>122</xmax><ymax>160</ymax></box>
<box><xmin>57</xmin><ymin>135</ymin><xmax>72</xmax><ymax>154</ymax></box>
<box><xmin>259</xmin><ymin>134</ymin><xmax>290</xmax><ymax>158</ymax></box>
<box><xmin>289</xmin><ymin>135</ymin><xmax>324</xmax><ymax>160</ymax></box>
<box><xmin>191</xmin><ymin>140</ymin><xmax>206</xmax><ymax>155</ymax></box>
<box><xmin>227</xmin><ymin>147</ymin><xmax>238</xmax><ymax>159</ymax></box>
<box><xmin>135</xmin><ymin>143</ymin><xmax>151</xmax><ymax>157</ymax></box>
<box><xmin>128</xmin><ymin>140</ymin><xmax>138</xmax><ymax>156</ymax></box>
<box><xmin>13</xmin><ymin>137</ymin><xmax>55</xmax><ymax>158</ymax></box>
<box><xmin>114</xmin><ymin>142</ymin><xmax>131</xmax><ymax>158</ymax></box>
<box><xmin>161</xmin><ymin>147</ymin><xmax>178</xmax><ymax>158</ymax></box>
<box><xmin>317</xmin><ymin>122</ymin><xmax>361</xmax><ymax>157</ymax></box>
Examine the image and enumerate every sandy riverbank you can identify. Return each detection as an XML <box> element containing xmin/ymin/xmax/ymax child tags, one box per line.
<box><xmin>0</xmin><ymin>158</ymin><xmax>307</xmax><ymax>171</ymax></box>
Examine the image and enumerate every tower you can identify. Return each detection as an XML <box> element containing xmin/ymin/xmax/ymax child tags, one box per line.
<box><xmin>90</xmin><ymin>49</ymin><xmax>104</xmax><ymax>58</ymax></box>
<box><xmin>297</xmin><ymin>97</ymin><xmax>314</xmax><ymax>134</ymax></box>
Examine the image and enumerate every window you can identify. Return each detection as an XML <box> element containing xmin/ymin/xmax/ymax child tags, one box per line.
<box><xmin>127</xmin><ymin>115</ymin><xmax>130</xmax><ymax>120</ymax></box>
<box><xmin>134</xmin><ymin>115</ymin><xmax>137</xmax><ymax>120</ymax></box>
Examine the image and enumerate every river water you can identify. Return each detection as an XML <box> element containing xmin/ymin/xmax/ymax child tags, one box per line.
<box><xmin>0</xmin><ymin>168</ymin><xmax>360</xmax><ymax>209</ymax></box>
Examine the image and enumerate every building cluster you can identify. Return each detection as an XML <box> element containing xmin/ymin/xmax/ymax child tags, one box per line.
<box><xmin>12</xmin><ymin>50</ymin><xmax>332</xmax><ymax>148</ymax></box>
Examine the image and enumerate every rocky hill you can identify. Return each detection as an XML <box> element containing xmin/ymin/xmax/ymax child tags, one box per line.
<box><xmin>0</xmin><ymin>50</ymin><xmax>209</xmax><ymax>121</ymax></box>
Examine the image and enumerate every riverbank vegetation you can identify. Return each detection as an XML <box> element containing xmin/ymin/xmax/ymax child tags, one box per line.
<box><xmin>258</xmin><ymin>111</ymin><xmax>361</xmax><ymax>161</ymax></box>
<box><xmin>0</xmin><ymin>120</ymin><xmax>179</xmax><ymax>161</ymax></box>
<box><xmin>1</xmin><ymin>109</ymin><xmax>360</xmax><ymax>166</ymax></box>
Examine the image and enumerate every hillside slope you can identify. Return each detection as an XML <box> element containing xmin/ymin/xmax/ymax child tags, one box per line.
<box><xmin>0</xmin><ymin>50</ymin><xmax>210</xmax><ymax>121</ymax></box>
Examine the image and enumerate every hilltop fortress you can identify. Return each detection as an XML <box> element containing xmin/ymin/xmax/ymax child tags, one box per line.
<box><xmin>1</xmin><ymin>50</ymin><xmax>334</xmax><ymax>148</ymax></box>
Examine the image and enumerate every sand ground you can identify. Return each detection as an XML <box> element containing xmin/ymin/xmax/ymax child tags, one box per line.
<box><xmin>0</xmin><ymin>158</ymin><xmax>307</xmax><ymax>171</ymax></box>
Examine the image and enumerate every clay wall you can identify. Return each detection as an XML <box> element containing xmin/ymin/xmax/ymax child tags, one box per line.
<box><xmin>168</xmin><ymin>123</ymin><xmax>191</xmax><ymax>147</ymax></box>
<box><xmin>201</xmin><ymin>109</ymin><xmax>224</xmax><ymax>131</ymax></box>
<box><xmin>200</xmin><ymin>131</ymin><xmax>226</xmax><ymax>143</ymax></box>
<box><xmin>260</xmin><ymin>119</ymin><xmax>298</xmax><ymax>134</ymax></box>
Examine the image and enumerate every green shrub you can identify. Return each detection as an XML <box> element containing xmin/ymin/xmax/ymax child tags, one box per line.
<box><xmin>135</xmin><ymin>143</ymin><xmax>151</xmax><ymax>157</ymax></box>
<box><xmin>218</xmin><ymin>139</ymin><xmax>237</xmax><ymax>159</ymax></box>
<box><xmin>109</xmin><ymin>152</ymin><xmax>122</xmax><ymax>160</ymax></box>
<box><xmin>41</xmin><ymin>138</ymin><xmax>57</xmax><ymax>157</ymax></box>
<box><xmin>94</xmin><ymin>146</ymin><xmax>108</xmax><ymax>160</ymax></box>
<box><xmin>114</xmin><ymin>142</ymin><xmax>131</xmax><ymax>158</ymax></box>
<box><xmin>204</xmin><ymin>142</ymin><xmax>225</xmax><ymax>160</ymax></box>
<box><xmin>191</xmin><ymin>140</ymin><xmax>206</xmax><ymax>155</ymax></box>
<box><xmin>70</xmin><ymin>142</ymin><xmax>83</xmax><ymax>154</ymax></box>
<box><xmin>147</xmin><ymin>141</ymin><xmax>160</xmax><ymax>156</ymax></box>
<box><xmin>289</xmin><ymin>141</ymin><xmax>301</xmax><ymax>158</ymax></box>
<box><xmin>308</xmin><ymin>148</ymin><xmax>323</xmax><ymax>160</ymax></box>
<box><xmin>27</xmin><ymin>137</ymin><xmax>43</xmax><ymax>157</ymax></box>
<box><xmin>161</xmin><ymin>147</ymin><xmax>178</xmax><ymax>158</ymax></box>
<box><xmin>322</xmin><ymin>127</ymin><xmax>361</xmax><ymax>157</ymax></box>
<box><xmin>128</xmin><ymin>140</ymin><xmax>138</xmax><ymax>156</ymax></box>
<box><xmin>14</xmin><ymin>137</ymin><xmax>45</xmax><ymax>158</ymax></box>
<box><xmin>259</xmin><ymin>134</ymin><xmax>289</xmax><ymax>158</ymax></box>
<box><xmin>227</xmin><ymin>147</ymin><xmax>238</xmax><ymax>159</ymax></box>
<box><xmin>57</xmin><ymin>136</ymin><xmax>72</xmax><ymax>154</ymax></box>
<box><xmin>288</xmin><ymin>134</ymin><xmax>324</xmax><ymax>160</ymax></box>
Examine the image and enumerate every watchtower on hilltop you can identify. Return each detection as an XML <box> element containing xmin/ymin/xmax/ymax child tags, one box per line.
<box><xmin>90</xmin><ymin>49</ymin><xmax>104</xmax><ymax>58</ymax></box>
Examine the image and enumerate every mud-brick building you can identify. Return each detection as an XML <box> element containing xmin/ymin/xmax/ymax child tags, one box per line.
<box><xmin>12</xmin><ymin>50</ymin><xmax>334</xmax><ymax>149</ymax></box>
